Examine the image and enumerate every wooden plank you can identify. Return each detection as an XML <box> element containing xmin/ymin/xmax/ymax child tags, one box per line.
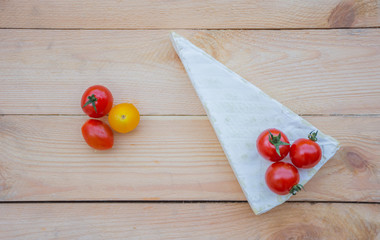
<box><xmin>0</xmin><ymin>115</ymin><xmax>379</xmax><ymax>201</ymax></box>
<box><xmin>1</xmin><ymin>30</ymin><xmax>380</xmax><ymax>115</ymax></box>
<box><xmin>0</xmin><ymin>202</ymin><xmax>378</xmax><ymax>239</ymax></box>
<box><xmin>0</xmin><ymin>0</ymin><xmax>379</xmax><ymax>29</ymax></box>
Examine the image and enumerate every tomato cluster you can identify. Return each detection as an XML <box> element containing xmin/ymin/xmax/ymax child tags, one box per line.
<box><xmin>256</xmin><ymin>128</ymin><xmax>322</xmax><ymax>195</ymax></box>
<box><xmin>81</xmin><ymin>85</ymin><xmax>140</xmax><ymax>150</ymax></box>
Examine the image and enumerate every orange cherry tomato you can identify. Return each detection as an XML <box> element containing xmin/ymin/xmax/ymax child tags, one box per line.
<box><xmin>108</xmin><ymin>103</ymin><xmax>140</xmax><ymax>133</ymax></box>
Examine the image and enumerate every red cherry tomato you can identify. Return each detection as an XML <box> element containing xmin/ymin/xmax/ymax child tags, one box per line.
<box><xmin>256</xmin><ymin>128</ymin><xmax>290</xmax><ymax>162</ymax></box>
<box><xmin>81</xmin><ymin>85</ymin><xmax>113</xmax><ymax>118</ymax></box>
<box><xmin>265</xmin><ymin>162</ymin><xmax>303</xmax><ymax>195</ymax></box>
<box><xmin>290</xmin><ymin>131</ymin><xmax>322</xmax><ymax>169</ymax></box>
<box><xmin>81</xmin><ymin>119</ymin><xmax>114</xmax><ymax>150</ymax></box>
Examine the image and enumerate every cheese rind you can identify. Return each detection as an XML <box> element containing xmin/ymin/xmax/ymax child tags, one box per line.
<box><xmin>170</xmin><ymin>32</ymin><xmax>340</xmax><ymax>215</ymax></box>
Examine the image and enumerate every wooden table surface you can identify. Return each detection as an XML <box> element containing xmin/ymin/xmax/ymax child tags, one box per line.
<box><xmin>1</xmin><ymin>1</ymin><xmax>380</xmax><ymax>239</ymax></box>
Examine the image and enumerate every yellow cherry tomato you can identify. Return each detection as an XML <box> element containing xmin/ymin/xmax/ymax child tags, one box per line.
<box><xmin>108</xmin><ymin>103</ymin><xmax>140</xmax><ymax>133</ymax></box>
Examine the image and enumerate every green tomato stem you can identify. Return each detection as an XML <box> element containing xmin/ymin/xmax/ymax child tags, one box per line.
<box><xmin>308</xmin><ymin>130</ymin><xmax>318</xmax><ymax>142</ymax></box>
<box><xmin>268</xmin><ymin>131</ymin><xmax>290</xmax><ymax>157</ymax></box>
<box><xmin>290</xmin><ymin>184</ymin><xmax>305</xmax><ymax>195</ymax></box>
<box><xmin>82</xmin><ymin>94</ymin><xmax>98</xmax><ymax>113</ymax></box>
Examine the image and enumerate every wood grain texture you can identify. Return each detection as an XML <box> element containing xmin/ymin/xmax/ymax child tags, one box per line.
<box><xmin>0</xmin><ymin>202</ymin><xmax>379</xmax><ymax>239</ymax></box>
<box><xmin>0</xmin><ymin>0</ymin><xmax>379</xmax><ymax>29</ymax></box>
<box><xmin>1</xmin><ymin>115</ymin><xmax>379</xmax><ymax>201</ymax></box>
<box><xmin>1</xmin><ymin>29</ymin><xmax>380</xmax><ymax>115</ymax></box>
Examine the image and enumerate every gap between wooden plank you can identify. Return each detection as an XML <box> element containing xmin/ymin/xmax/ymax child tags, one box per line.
<box><xmin>0</xmin><ymin>200</ymin><xmax>378</xmax><ymax>204</ymax></box>
<box><xmin>2</xmin><ymin>114</ymin><xmax>380</xmax><ymax>117</ymax></box>
<box><xmin>1</xmin><ymin>27</ymin><xmax>380</xmax><ymax>31</ymax></box>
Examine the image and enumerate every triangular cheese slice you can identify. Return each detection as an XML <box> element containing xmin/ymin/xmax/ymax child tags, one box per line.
<box><xmin>171</xmin><ymin>32</ymin><xmax>340</xmax><ymax>215</ymax></box>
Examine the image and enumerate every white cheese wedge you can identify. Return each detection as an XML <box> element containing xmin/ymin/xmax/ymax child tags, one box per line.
<box><xmin>170</xmin><ymin>32</ymin><xmax>340</xmax><ymax>215</ymax></box>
